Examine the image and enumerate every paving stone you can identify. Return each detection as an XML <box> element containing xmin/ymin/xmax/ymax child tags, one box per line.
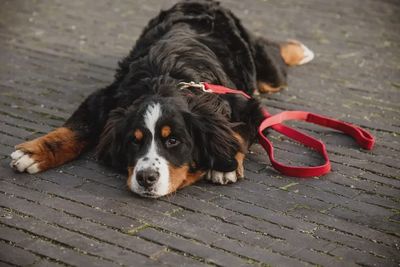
<box><xmin>154</xmin><ymin>250</ymin><xmax>210</xmax><ymax>267</ymax></box>
<box><xmin>137</xmin><ymin>228</ymin><xmax>246</xmax><ymax>267</ymax></box>
<box><xmin>315</xmin><ymin>227</ymin><xmax>399</xmax><ymax>261</ymax></box>
<box><xmin>0</xmin><ymin>222</ymin><xmax>121</xmax><ymax>267</ymax></box>
<box><xmin>0</xmin><ymin>240</ymin><xmax>38</xmax><ymax>266</ymax></box>
<box><xmin>288</xmin><ymin>207</ymin><xmax>399</xmax><ymax>248</ymax></box>
<box><xmin>0</xmin><ymin>195</ymin><xmax>165</xmax><ymax>259</ymax></box>
<box><xmin>330</xmin><ymin>246</ymin><xmax>396</xmax><ymax>267</ymax></box>
<box><xmin>328</xmin><ymin>206</ymin><xmax>399</xmax><ymax>235</ymax></box>
<box><xmin>211</xmin><ymin>237</ymin><xmax>309</xmax><ymax>266</ymax></box>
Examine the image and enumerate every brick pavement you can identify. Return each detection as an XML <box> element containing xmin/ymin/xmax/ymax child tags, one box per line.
<box><xmin>0</xmin><ymin>0</ymin><xmax>399</xmax><ymax>266</ymax></box>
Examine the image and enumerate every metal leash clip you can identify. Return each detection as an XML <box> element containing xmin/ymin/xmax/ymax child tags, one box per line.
<box><xmin>178</xmin><ymin>81</ymin><xmax>211</xmax><ymax>93</ymax></box>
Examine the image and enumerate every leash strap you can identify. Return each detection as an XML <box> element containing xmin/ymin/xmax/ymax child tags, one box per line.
<box><xmin>201</xmin><ymin>82</ymin><xmax>375</xmax><ymax>177</ymax></box>
<box><xmin>258</xmin><ymin>109</ymin><xmax>374</xmax><ymax>177</ymax></box>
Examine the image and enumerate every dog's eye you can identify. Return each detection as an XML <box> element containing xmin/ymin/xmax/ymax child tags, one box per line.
<box><xmin>129</xmin><ymin>135</ymin><xmax>141</xmax><ymax>145</ymax></box>
<box><xmin>165</xmin><ymin>137</ymin><xmax>180</xmax><ymax>148</ymax></box>
<box><xmin>129</xmin><ymin>129</ymin><xmax>144</xmax><ymax>146</ymax></box>
<box><xmin>133</xmin><ymin>138</ymin><xmax>141</xmax><ymax>145</ymax></box>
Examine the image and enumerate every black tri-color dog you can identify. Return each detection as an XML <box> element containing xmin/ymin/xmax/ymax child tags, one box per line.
<box><xmin>10</xmin><ymin>0</ymin><xmax>314</xmax><ymax>198</ymax></box>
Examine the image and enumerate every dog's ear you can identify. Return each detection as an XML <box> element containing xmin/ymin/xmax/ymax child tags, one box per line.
<box><xmin>184</xmin><ymin>94</ymin><xmax>240</xmax><ymax>172</ymax></box>
<box><xmin>96</xmin><ymin>107</ymin><xmax>128</xmax><ymax>170</ymax></box>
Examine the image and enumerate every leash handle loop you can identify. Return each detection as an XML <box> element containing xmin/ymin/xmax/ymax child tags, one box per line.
<box><xmin>306</xmin><ymin>113</ymin><xmax>375</xmax><ymax>150</ymax></box>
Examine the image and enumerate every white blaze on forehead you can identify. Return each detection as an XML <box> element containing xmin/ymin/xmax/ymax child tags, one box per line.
<box><xmin>128</xmin><ymin>102</ymin><xmax>170</xmax><ymax>197</ymax></box>
<box><xmin>144</xmin><ymin>103</ymin><xmax>162</xmax><ymax>135</ymax></box>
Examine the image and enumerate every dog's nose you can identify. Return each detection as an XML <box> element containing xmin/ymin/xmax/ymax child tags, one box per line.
<box><xmin>136</xmin><ymin>169</ymin><xmax>159</xmax><ymax>188</ymax></box>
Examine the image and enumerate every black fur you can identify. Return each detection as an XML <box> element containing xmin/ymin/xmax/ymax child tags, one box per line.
<box><xmin>63</xmin><ymin>0</ymin><xmax>288</xmax><ymax>174</ymax></box>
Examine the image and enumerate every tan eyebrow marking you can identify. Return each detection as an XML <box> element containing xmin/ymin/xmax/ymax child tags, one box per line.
<box><xmin>161</xmin><ymin>126</ymin><xmax>171</xmax><ymax>138</ymax></box>
<box><xmin>134</xmin><ymin>129</ymin><xmax>143</xmax><ymax>141</ymax></box>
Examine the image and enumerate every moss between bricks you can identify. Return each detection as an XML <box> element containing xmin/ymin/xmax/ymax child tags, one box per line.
<box><xmin>125</xmin><ymin>223</ymin><xmax>151</xmax><ymax>235</ymax></box>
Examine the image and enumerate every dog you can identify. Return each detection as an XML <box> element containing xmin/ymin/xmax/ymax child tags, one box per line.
<box><xmin>10</xmin><ymin>0</ymin><xmax>314</xmax><ymax>198</ymax></box>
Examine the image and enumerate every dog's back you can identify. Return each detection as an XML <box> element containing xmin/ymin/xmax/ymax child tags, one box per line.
<box><xmin>116</xmin><ymin>0</ymin><xmax>257</xmax><ymax>95</ymax></box>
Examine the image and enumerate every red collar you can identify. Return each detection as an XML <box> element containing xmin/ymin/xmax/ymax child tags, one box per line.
<box><xmin>183</xmin><ymin>81</ymin><xmax>375</xmax><ymax>178</ymax></box>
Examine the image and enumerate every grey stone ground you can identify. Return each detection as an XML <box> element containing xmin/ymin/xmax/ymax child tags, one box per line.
<box><xmin>0</xmin><ymin>0</ymin><xmax>399</xmax><ymax>266</ymax></box>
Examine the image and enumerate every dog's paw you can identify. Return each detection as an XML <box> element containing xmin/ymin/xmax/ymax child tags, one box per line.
<box><xmin>205</xmin><ymin>152</ymin><xmax>246</xmax><ymax>185</ymax></box>
<box><xmin>10</xmin><ymin>149</ymin><xmax>41</xmax><ymax>174</ymax></box>
<box><xmin>205</xmin><ymin>170</ymin><xmax>238</xmax><ymax>185</ymax></box>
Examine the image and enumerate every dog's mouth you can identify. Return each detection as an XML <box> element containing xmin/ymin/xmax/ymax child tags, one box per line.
<box><xmin>141</xmin><ymin>192</ymin><xmax>159</xmax><ymax>198</ymax></box>
<box><xmin>136</xmin><ymin>189</ymin><xmax>162</xmax><ymax>198</ymax></box>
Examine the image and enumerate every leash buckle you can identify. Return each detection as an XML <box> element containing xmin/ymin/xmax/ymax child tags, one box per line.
<box><xmin>178</xmin><ymin>81</ymin><xmax>211</xmax><ymax>93</ymax></box>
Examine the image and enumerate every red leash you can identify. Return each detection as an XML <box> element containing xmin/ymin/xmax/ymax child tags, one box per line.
<box><xmin>184</xmin><ymin>82</ymin><xmax>375</xmax><ymax>178</ymax></box>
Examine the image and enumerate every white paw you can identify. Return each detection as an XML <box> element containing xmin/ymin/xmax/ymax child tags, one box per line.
<box><xmin>298</xmin><ymin>43</ymin><xmax>314</xmax><ymax>65</ymax></box>
<box><xmin>10</xmin><ymin>150</ymin><xmax>40</xmax><ymax>174</ymax></box>
<box><xmin>206</xmin><ymin>170</ymin><xmax>238</xmax><ymax>185</ymax></box>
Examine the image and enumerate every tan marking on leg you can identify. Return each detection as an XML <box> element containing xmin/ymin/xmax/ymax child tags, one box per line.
<box><xmin>235</xmin><ymin>152</ymin><xmax>245</xmax><ymax>178</ymax></box>
<box><xmin>134</xmin><ymin>129</ymin><xmax>143</xmax><ymax>141</ymax></box>
<box><xmin>14</xmin><ymin>127</ymin><xmax>86</xmax><ymax>172</ymax></box>
<box><xmin>232</xmin><ymin>132</ymin><xmax>247</xmax><ymax>152</ymax></box>
<box><xmin>257</xmin><ymin>81</ymin><xmax>284</xmax><ymax>94</ymax></box>
<box><xmin>127</xmin><ymin>166</ymin><xmax>134</xmax><ymax>188</ymax></box>
<box><xmin>161</xmin><ymin>126</ymin><xmax>171</xmax><ymax>138</ymax></box>
<box><xmin>232</xmin><ymin>132</ymin><xmax>246</xmax><ymax>179</ymax></box>
<box><xmin>280</xmin><ymin>40</ymin><xmax>314</xmax><ymax>66</ymax></box>
<box><xmin>168</xmin><ymin>164</ymin><xmax>205</xmax><ymax>193</ymax></box>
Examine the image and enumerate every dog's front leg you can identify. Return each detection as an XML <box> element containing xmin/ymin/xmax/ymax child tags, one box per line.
<box><xmin>205</xmin><ymin>132</ymin><xmax>247</xmax><ymax>185</ymax></box>
<box><xmin>10</xmin><ymin>83</ymin><xmax>119</xmax><ymax>173</ymax></box>
<box><xmin>10</xmin><ymin>127</ymin><xmax>87</xmax><ymax>173</ymax></box>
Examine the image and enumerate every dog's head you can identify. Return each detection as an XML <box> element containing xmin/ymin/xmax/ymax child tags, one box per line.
<box><xmin>96</xmin><ymin>87</ymin><xmax>241</xmax><ymax>198</ymax></box>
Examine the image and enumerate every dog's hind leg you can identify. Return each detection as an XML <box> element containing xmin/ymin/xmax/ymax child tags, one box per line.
<box><xmin>252</xmin><ymin>37</ymin><xmax>314</xmax><ymax>94</ymax></box>
<box><xmin>280</xmin><ymin>39</ymin><xmax>314</xmax><ymax>66</ymax></box>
